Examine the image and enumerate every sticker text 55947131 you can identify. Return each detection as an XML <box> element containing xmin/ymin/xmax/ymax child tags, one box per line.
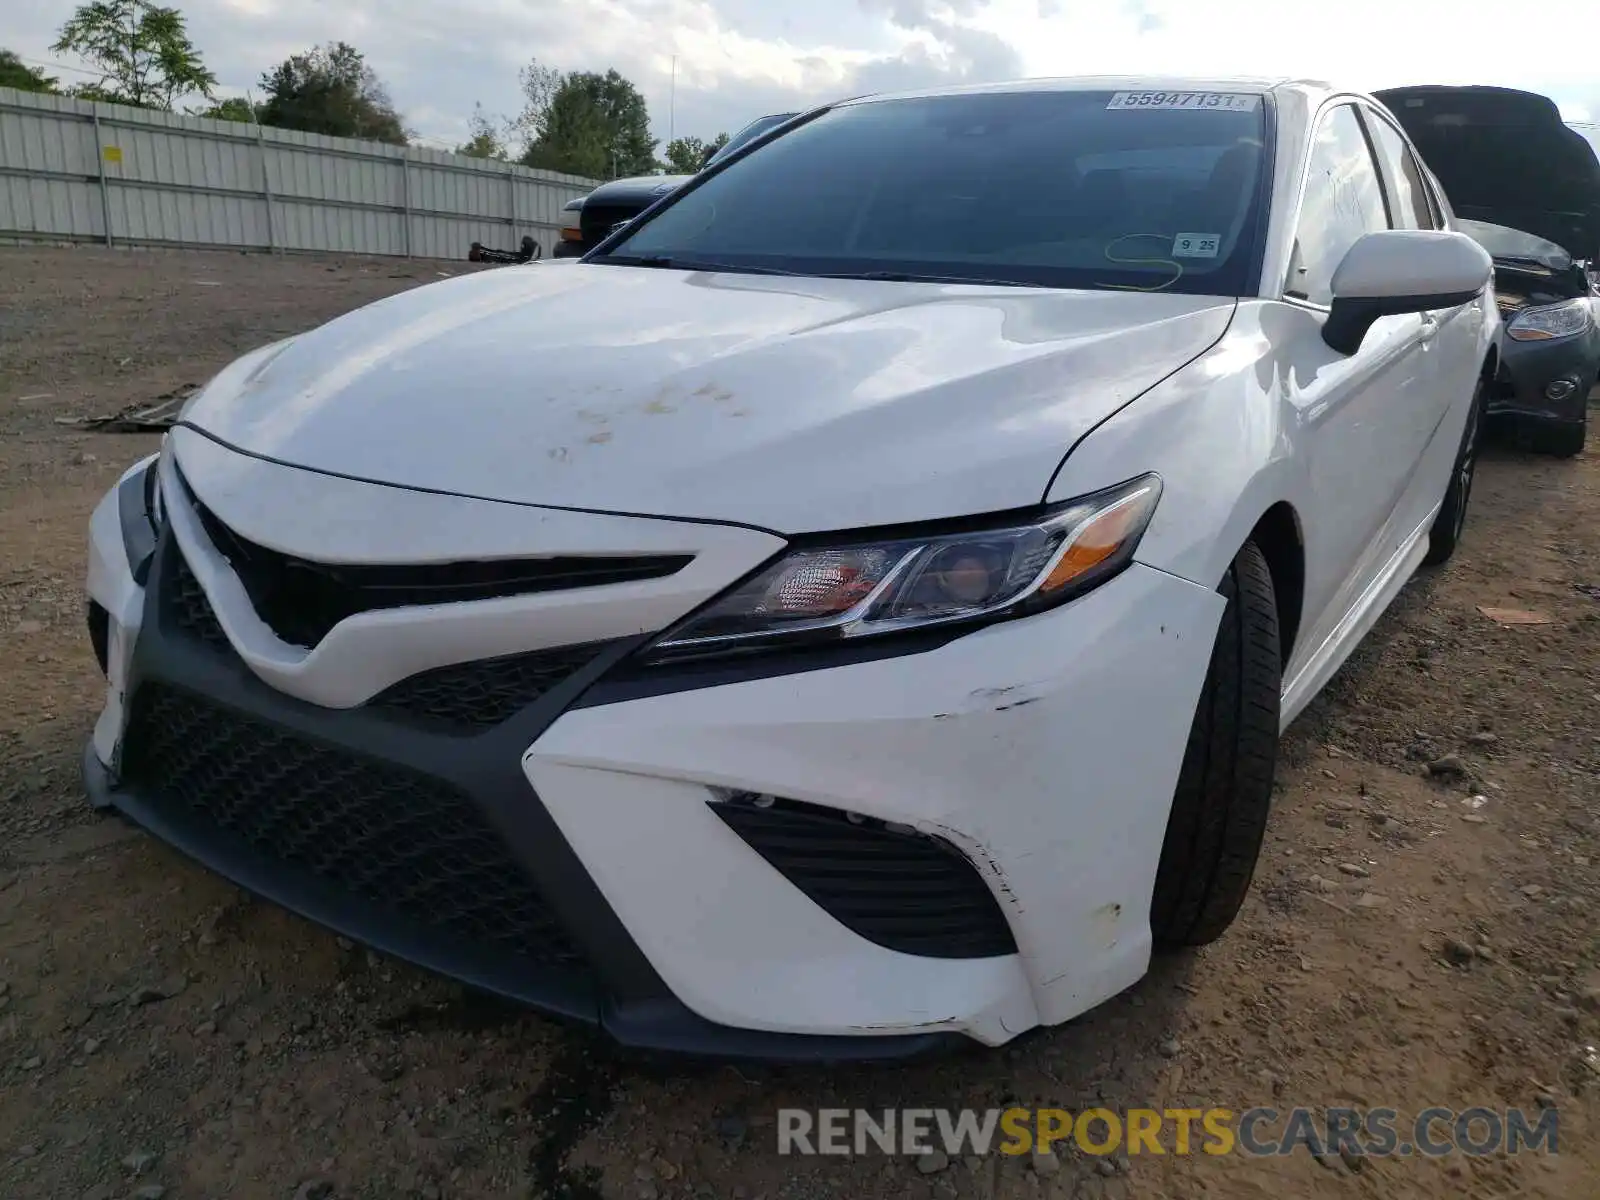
<box><xmin>1106</xmin><ymin>92</ymin><xmax>1260</xmax><ymax>112</ymax></box>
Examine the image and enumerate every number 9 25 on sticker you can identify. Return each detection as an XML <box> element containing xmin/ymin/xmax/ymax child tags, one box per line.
<box><xmin>1106</xmin><ymin>91</ymin><xmax>1260</xmax><ymax>111</ymax></box>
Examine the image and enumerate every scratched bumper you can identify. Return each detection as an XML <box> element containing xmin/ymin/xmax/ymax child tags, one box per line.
<box><xmin>526</xmin><ymin>561</ymin><xmax>1223</xmax><ymax>1043</ymax></box>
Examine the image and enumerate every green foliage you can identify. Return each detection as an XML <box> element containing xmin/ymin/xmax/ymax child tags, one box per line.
<box><xmin>661</xmin><ymin>134</ymin><xmax>727</xmax><ymax>174</ymax></box>
<box><xmin>258</xmin><ymin>41</ymin><xmax>407</xmax><ymax>145</ymax></box>
<box><xmin>0</xmin><ymin>50</ymin><xmax>60</xmax><ymax>94</ymax></box>
<box><xmin>455</xmin><ymin>103</ymin><xmax>507</xmax><ymax>159</ymax></box>
<box><xmin>52</xmin><ymin>0</ymin><xmax>216</xmax><ymax>109</ymax></box>
<box><xmin>515</xmin><ymin>61</ymin><xmax>657</xmax><ymax>178</ymax></box>
<box><xmin>197</xmin><ymin>95</ymin><xmax>260</xmax><ymax>123</ymax></box>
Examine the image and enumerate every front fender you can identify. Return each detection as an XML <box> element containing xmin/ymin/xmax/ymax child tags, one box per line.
<box><xmin>1046</xmin><ymin>317</ymin><xmax>1299</xmax><ymax>594</ymax></box>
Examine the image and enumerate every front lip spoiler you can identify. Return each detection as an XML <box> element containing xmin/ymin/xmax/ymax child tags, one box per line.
<box><xmin>81</xmin><ymin>745</ymin><xmax>967</xmax><ymax>1063</ymax></box>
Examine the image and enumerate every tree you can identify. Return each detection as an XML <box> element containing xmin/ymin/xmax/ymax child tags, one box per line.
<box><xmin>51</xmin><ymin>1</ymin><xmax>215</xmax><ymax>109</ymax></box>
<box><xmin>257</xmin><ymin>42</ymin><xmax>406</xmax><ymax>145</ymax></box>
<box><xmin>514</xmin><ymin>60</ymin><xmax>657</xmax><ymax>178</ymax></box>
<box><xmin>661</xmin><ymin>134</ymin><xmax>723</xmax><ymax>174</ymax></box>
<box><xmin>454</xmin><ymin>103</ymin><xmax>507</xmax><ymax>159</ymax></box>
<box><xmin>0</xmin><ymin>50</ymin><xmax>60</xmax><ymax>94</ymax></box>
<box><xmin>197</xmin><ymin>96</ymin><xmax>259</xmax><ymax>123</ymax></box>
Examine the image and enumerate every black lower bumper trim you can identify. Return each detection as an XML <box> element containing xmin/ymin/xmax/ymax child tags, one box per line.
<box><xmin>83</xmin><ymin>740</ymin><xmax>597</xmax><ymax>1021</ymax></box>
<box><xmin>83</xmin><ymin>744</ymin><xmax>963</xmax><ymax>1062</ymax></box>
<box><xmin>87</xmin><ymin>530</ymin><xmax>972</xmax><ymax>1063</ymax></box>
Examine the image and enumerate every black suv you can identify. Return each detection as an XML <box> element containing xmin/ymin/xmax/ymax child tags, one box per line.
<box><xmin>552</xmin><ymin>112</ymin><xmax>799</xmax><ymax>258</ymax></box>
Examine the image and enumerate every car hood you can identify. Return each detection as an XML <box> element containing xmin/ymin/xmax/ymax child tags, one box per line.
<box><xmin>1374</xmin><ymin>85</ymin><xmax>1600</xmax><ymax>261</ymax></box>
<box><xmin>177</xmin><ymin>264</ymin><xmax>1236</xmax><ymax>533</ymax></box>
<box><xmin>581</xmin><ymin>174</ymin><xmax>692</xmax><ymax>206</ymax></box>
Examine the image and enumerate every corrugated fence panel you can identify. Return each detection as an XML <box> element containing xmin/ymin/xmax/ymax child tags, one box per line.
<box><xmin>0</xmin><ymin>175</ymin><xmax>100</xmax><ymax>239</ymax></box>
<box><xmin>275</xmin><ymin>199</ymin><xmax>402</xmax><ymax>256</ymax></box>
<box><xmin>0</xmin><ymin>86</ymin><xmax>596</xmax><ymax>259</ymax></box>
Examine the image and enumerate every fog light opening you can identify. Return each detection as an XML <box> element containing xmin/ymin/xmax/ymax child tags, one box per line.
<box><xmin>1544</xmin><ymin>378</ymin><xmax>1579</xmax><ymax>401</ymax></box>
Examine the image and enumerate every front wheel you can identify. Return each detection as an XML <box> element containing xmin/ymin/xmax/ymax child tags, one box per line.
<box><xmin>1150</xmin><ymin>540</ymin><xmax>1281</xmax><ymax>949</ymax></box>
<box><xmin>1423</xmin><ymin>377</ymin><xmax>1485</xmax><ymax>566</ymax></box>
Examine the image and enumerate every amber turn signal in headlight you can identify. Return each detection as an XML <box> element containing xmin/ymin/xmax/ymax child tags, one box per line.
<box><xmin>647</xmin><ymin>475</ymin><xmax>1163</xmax><ymax>661</ymax></box>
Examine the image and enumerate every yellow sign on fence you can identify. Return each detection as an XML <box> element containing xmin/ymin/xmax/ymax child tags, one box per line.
<box><xmin>102</xmin><ymin>145</ymin><xmax>122</xmax><ymax>164</ymax></box>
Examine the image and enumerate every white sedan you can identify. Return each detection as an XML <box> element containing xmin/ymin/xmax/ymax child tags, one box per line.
<box><xmin>83</xmin><ymin>76</ymin><xmax>1496</xmax><ymax>1057</ymax></box>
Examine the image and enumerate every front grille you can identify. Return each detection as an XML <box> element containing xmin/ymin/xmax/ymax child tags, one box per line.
<box><xmin>120</xmin><ymin>684</ymin><xmax>585</xmax><ymax>967</ymax></box>
<box><xmin>169</xmin><ymin>548</ymin><xmax>229</xmax><ymax>649</ymax></box>
<box><xmin>162</xmin><ymin>543</ymin><xmax>605</xmax><ymax>731</ymax></box>
<box><xmin>370</xmin><ymin>642</ymin><xmax>609</xmax><ymax>729</ymax></box>
<box><xmin>711</xmin><ymin>796</ymin><xmax>1017</xmax><ymax>959</ymax></box>
<box><xmin>177</xmin><ymin>477</ymin><xmax>688</xmax><ymax>650</ymax></box>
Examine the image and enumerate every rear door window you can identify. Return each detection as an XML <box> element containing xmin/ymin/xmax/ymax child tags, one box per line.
<box><xmin>1364</xmin><ymin>113</ymin><xmax>1437</xmax><ymax>230</ymax></box>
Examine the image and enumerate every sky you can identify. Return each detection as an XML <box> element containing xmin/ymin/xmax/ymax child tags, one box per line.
<box><xmin>9</xmin><ymin>0</ymin><xmax>1600</xmax><ymax>155</ymax></box>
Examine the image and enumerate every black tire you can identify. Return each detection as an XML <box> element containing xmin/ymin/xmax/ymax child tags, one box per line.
<box><xmin>1423</xmin><ymin>377</ymin><xmax>1485</xmax><ymax>566</ymax></box>
<box><xmin>1524</xmin><ymin>419</ymin><xmax>1586</xmax><ymax>459</ymax></box>
<box><xmin>1151</xmin><ymin>540</ymin><xmax>1281</xmax><ymax>949</ymax></box>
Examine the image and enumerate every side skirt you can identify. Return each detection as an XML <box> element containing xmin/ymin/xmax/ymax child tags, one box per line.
<box><xmin>1278</xmin><ymin>506</ymin><xmax>1437</xmax><ymax>731</ymax></box>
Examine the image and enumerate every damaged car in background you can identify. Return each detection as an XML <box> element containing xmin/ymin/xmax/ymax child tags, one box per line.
<box><xmin>84</xmin><ymin>77</ymin><xmax>1497</xmax><ymax>1057</ymax></box>
<box><xmin>1377</xmin><ymin>85</ymin><xmax>1600</xmax><ymax>456</ymax></box>
<box><xmin>552</xmin><ymin>112</ymin><xmax>799</xmax><ymax>258</ymax></box>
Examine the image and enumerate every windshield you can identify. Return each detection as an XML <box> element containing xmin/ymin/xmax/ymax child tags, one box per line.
<box><xmin>706</xmin><ymin>113</ymin><xmax>797</xmax><ymax>166</ymax></box>
<box><xmin>602</xmin><ymin>89</ymin><xmax>1269</xmax><ymax>293</ymax></box>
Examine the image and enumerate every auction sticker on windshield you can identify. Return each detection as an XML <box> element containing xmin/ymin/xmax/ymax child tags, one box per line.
<box><xmin>1172</xmin><ymin>233</ymin><xmax>1221</xmax><ymax>258</ymax></box>
<box><xmin>1106</xmin><ymin>92</ymin><xmax>1260</xmax><ymax>111</ymax></box>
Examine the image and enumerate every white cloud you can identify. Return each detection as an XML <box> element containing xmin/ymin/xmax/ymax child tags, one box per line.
<box><xmin>8</xmin><ymin>0</ymin><xmax>1598</xmax><ymax>152</ymax></box>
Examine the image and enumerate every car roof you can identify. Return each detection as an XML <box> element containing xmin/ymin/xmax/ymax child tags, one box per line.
<box><xmin>838</xmin><ymin>75</ymin><xmax>1340</xmax><ymax>107</ymax></box>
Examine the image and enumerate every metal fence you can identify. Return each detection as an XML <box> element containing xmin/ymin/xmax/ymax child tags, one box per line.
<box><xmin>0</xmin><ymin>87</ymin><xmax>598</xmax><ymax>260</ymax></box>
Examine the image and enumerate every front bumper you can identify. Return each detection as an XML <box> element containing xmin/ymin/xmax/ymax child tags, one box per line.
<box><xmin>1487</xmin><ymin>325</ymin><xmax>1600</xmax><ymax>425</ymax></box>
<box><xmin>84</xmin><ymin>451</ymin><xmax>1224</xmax><ymax>1055</ymax></box>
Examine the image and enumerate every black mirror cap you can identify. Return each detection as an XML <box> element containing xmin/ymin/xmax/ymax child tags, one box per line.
<box><xmin>1322</xmin><ymin>288</ymin><xmax>1483</xmax><ymax>356</ymax></box>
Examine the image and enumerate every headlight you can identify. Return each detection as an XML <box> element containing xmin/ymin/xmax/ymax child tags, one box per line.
<box><xmin>1506</xmin><ymin>298</ymin><xmax>1592</xmax><ymax>341</ymax></box>
<box><xmin>647</xmin><ymin>474</ymin><xmax>1161</xmax><ymax>662</ymax></box>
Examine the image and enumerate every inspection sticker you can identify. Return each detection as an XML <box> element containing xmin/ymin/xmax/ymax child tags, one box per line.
<box><xmin>1106</xmin><ymin>91</ymin><xmax>1260</xmax><ymax>111</ymax></box>
<box><xmin>1172</xmin><ymin>232</ymin><xmax>1221</xmax><ymax>258</ymax></box>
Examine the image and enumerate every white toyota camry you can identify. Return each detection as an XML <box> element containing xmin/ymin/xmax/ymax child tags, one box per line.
<box><xmin>84</xmin><ymin>76</ymin><xmax>1497</xmax><ymax>1058</ymax></box>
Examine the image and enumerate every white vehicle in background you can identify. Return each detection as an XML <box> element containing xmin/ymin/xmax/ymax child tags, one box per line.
<box><xmin>84</xmin><ymin>77</ymin><xmax>1495</xmax><ymax>1057</ymax></box>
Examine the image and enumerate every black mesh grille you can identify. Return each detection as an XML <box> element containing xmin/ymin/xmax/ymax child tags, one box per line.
<box><xmin>371</xmin><ymin>643</ymin><xmax>609</xmax><ymax>729</ymax></box>
<box><xmin>170</xmin><ymin>548</ymin><xmax>229</xmax><ymax>649</ymax></box>
<box><xmin>711</xmin><ymin>798</ymin><xmax>1017</xmax><ymax>959</ymax></box>
<box><xmin>175</xmin><ymin>477</ymin><xmax>688</xmax><ymax>650</ymax></box>
<box><xmin>120</xmin><ymin>685</ymin><xmax>585</xmax><ymax>967</ymax></box>
<box><xmin>162</xmin><ymin>542</ymin><xmax>614</xmax><ymax>730</ymax></box>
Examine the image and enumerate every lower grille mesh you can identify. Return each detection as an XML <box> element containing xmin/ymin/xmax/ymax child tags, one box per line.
<box><xmin>120</xmin><ymin>684</ymin><xmax>585</xmax><ymax>967</ymax></box>
<box><xmin>170</xmin><ymin>549</ymin><xmax>229</xmax><ymax>649</ymax></box>
<box><xmin>371</xmin><ymin>643</ymin><xmax>607</xmax><ymax>729</ymax></box>
<box><xmin>711</xmin><ymin>797</ymin><xmax>1017</xmax><ymax>959</ymax></box>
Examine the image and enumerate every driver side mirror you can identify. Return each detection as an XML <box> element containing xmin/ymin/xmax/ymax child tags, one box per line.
<box><xmin>1322</xmin><ymin>230</ymin><xmax>1493</xmax><ymax>356</ymax></box>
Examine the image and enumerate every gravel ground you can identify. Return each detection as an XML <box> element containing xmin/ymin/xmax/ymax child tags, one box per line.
<box><xmin>1</xmin><ymin>245</ymin><xmax>1597</xmax><ymax>1200</ymax></box>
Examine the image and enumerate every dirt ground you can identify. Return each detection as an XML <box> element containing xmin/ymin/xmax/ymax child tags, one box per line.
<box><xmin>1</xmin><ymin>246</ymin><xmax>1597</xmax><ymax>1200</ymax></box>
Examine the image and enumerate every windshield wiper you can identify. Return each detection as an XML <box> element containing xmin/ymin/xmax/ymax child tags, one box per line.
<box><xmin>816</xmin><ymin>270</ymin><xmax>1037</xmax><ymax>288</ymax></box>
<box><xmin>592</xmin><ymin>256</ymin><xmax>1040</xmax><ymax>287</ymax></box>
<box><xmin>590</xmin><ymin>253</ymin><xmax>802</xmax><ymax>276</ymax></box>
